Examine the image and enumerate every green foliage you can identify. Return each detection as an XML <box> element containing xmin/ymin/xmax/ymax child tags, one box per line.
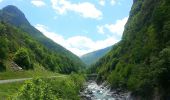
<box><xmin>0</xmin><ymin>5</ymin><xmax>86</xmax><ymax>73</ymax></box>
<box><xmin>91</xmin><ymin>0</ymin><xmax>170</xmax><ymax>99</ymax></box>
<box><xmin>14</xmin><ymin>79</ymin><xmax>56</xmax><ymax>100</ymax></box>
<box><xmin>14</xmin><ymin>48</ymin><xmax>33</xmax><ymax>70</ymax></box>
<box><xmin>70</xmin><ymin>73</ymin><xmax>86</xmax><ymax>90</ymax></box>
<box><xmin>12</xmin><ymin>74</ymin><xmax>85</xmax><ymax>100</ymax></box>
<box><xmin>0</xmin><ymin>22</ymin><xmax>84</xmax><ymax>73</ymax></box>
<box><xmin>81</xmin><ymin>46</ymin><xmax>112</xmax><ymax>66</ymax></box>
<box><xmin>0</xmin><ymin>37</ymin><xmax>8</xmax><ymax>60</ymax></box>
<box><xmin>0</xmin><ymin>62</ymin><xmax>6</xmax><ymax>72</ymax></box>
<box><xmin>152</xmin><ymin>47</ymin><xmax>170</xmax><ymax>91</ymax></box>
<box><xmin>0</xmin><ymin>5</ymin><xmax>85</xmax><ymax>73</ymax></box>
<box><xmin>0</xmin><ymin>82</ymin><xmax>24</xmax><ymax>99</ymax></box>
<box><xmin>0</xmin><ymin>32</ymin><xmax>9</xmax><ymax>71</ymax></box>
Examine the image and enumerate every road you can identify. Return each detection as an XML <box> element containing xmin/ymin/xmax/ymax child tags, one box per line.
<box><xmin>0</xmin><ymin>75</ymin><xmax>66</xmax><ymax>84</ymax></box>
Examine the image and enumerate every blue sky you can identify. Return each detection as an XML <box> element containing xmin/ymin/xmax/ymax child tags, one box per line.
<box><xmin>0</xmin><ymin>0</ymin><xmax>133</xmax><ymax>56</ymax></box>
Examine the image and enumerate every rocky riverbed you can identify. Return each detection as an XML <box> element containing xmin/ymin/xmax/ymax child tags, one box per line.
<box><xmin>80</xmin><ymin>81</ymin><xmax>131</xmax><ymax>100</ymax></box>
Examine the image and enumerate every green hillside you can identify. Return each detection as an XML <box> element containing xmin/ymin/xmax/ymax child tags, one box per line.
<box><xmin>0</xmin><ymin>5</ymin><xmax>85</xmax><ymax>74</ymax></box>
<box><xmin>0</xmin><ymin>22</ymin><xmax>79</xmax><ymax>73</ymax></box>
<box><xmin>81</xmin><ymin>46</ymin><xmax>112</xmax><ymax>66</ymax></box>
<box><xmin>91</xmin><ymin>0</ymin><xmax>170</xmax><ymax>99</ymax></box>
<box><xmin>0</xmin><ymin>5</ymin><xmax>85</xmax><ymax>73</ymax></box>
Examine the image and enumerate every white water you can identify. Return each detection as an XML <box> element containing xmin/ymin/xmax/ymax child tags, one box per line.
<box><xmin>81</xmin><ymin>81</ymin><xmax>131</xmax><ymax>100</ymax></box>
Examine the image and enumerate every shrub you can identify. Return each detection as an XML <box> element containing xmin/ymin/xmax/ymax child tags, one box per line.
<box><xmin>13</xmin><ymin>48</ymin><xmax>33</xmax><ymax>70</ymax></box>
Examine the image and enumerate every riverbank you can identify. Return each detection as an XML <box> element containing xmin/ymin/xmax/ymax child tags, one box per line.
<box><xmin>80</xmin><ymin>81</ymin><xmax>131</xmax><ymax>100</ymax></box>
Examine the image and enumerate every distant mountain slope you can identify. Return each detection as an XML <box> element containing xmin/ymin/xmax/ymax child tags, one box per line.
<box><xmin>91</xmin><ymin>0</ymin><xmax>170</xmax><ymax>99</ymax></box>
<box><xmin>0</xmin><ymin>5</ymin><xmax>85</xmax><ymax>69</ymax></box>
<box><xmin>81</xmin><ymin>46</ymin><xmax>112</xmax><ymax>66</ymax></box>
<box><xmin>0</xmin><ymin>5</ymin><xmax>85</xmax><ymax>73</ymax></box>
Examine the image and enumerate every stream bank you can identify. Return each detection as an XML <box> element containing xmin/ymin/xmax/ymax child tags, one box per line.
<box><xmin>80</xmin><ymin>81</ymin><xmax>131</xmax><ymax>100</ymax></box>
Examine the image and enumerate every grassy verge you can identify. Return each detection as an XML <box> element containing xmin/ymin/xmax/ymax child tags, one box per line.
<box><xmin>0</xmin><ymin>70</ymin><xmax>60</xmax><ymax>80</ymax></box>
<box><xmin>11</xmin><ymin>74</ymin><xmax>85</xmax><ymax>100</ymax></box>
<box><xmin>0</xmin><ymin>62</ymin><xmax>61</xmax><ymax>80</ymax></box>
<box><xmin>0</xmin><ymin>81</ymin><xmax>24</xmax><ymax>99</ymax></box>
<box><xmin>0</xmin><ymin>64</ymin><xmax>64</xmax><ymax>98</ymax></box>
<box><xmin>0</xmin><ymin>74</ymin><xmax>68</xmax><ymax>99</ymax></box>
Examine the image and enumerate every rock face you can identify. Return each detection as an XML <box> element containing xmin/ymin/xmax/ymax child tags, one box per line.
<box><xmin>11</xmin><ymin>62</ymin><xmax>22</xmax><ymax>71</ymax></box>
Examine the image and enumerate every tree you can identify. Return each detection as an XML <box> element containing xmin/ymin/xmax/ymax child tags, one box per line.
<box><xmin>13</xmin><ymin>48</ymin><xmax>33</xmax><ymax>69</ymax></box>
<box><xmin>0</xmin><ymin>37</ymin><xmax>8</xmax><ymax>71</ymax></box>
<box><xmin>14</xmin><ymin>78</ymin><xmax>57</xmax><ymax>100</ymax></box>
<box><xmin>0</xmin><ymin>62</ymin><xmax>6</xmax><ymax>72</ymax></box>
<box><xmin>157</xmin><ymin>47</ymin><xmax>170</xmax><ymax>89</ymax></box>
<box><xmin>0</xmin><ymin>37</ymin><xmax>8</xmax><ymax>60</ymax></box>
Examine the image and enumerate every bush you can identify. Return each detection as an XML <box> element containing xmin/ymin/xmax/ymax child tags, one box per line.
<box><xmin>0</xmin><ymin>62</ymin><xmax>6</xmax><ymax>72</ymax></box>
<box><xmin>12</xmin><ymin>74</ymin><xmax>85</xmax><ymax>100</ymax></box>
<box><xmin>13</xmin><ymin>48</ymin><xmax>33</xmax><ymax>70</ymax></box>
<box><xmin>0</xmin><ymin>37</ymin><xmax>8</xmax><ymax>60</ymax></box>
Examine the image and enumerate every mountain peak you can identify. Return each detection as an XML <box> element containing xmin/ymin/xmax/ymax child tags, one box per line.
<box><xmin>0</xmin><ymin>5</ymin><xmax>30</xmax><ymax>26</ymax></box>
<box><xmin>3</xmin><ymin>5</ymin><xmax>21</xmax><ymax>13</ymax></box>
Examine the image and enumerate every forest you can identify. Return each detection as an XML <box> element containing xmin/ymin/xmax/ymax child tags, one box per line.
<box><xmin>0</xmin><ymin>22</ymin><xmax>84</xmax><ymax>73</ymax></box>
<box><xmin>90</xmin><ymin>0</ymin><xmax>170</xmax><ymax>99</ymax></box>
<box><xmin>0</xmin><ymin>0</ymin><xmax>170</xmax><ymax>99</ymax></box>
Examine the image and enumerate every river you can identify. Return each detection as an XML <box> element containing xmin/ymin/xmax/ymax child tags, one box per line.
<box><xmin>81</xmin><ymin>81</ymin><xmax>131</xmax><ymax>100</ymax></box>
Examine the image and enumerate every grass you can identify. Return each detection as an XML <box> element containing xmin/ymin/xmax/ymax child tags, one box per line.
<box><xmin>0</xmin><ymin>63</ymin><xmax>61</xmax><ymax>80</ymax></box>
<box><xmin>0</xmin><ymin>70</ymin><xmax>60</xmax><ymax>80</ymax></box>
<box><xmin>0</xmin><ymin>81</ymin><xmax>24</xmax><ymax>99</ymax></box>
<box><xmin>0</xmin><ymin>74</ymin><xmax>68</xmax><ymax>99</ymax></box>
<box><xmin>0</xmin><ymin>63</ymin><xmax>66</xmax><ymax>98</ymax></box>
<box><xmin>0</xmin><ymin>76</ymin><xmax>68</xmax><ymax>99</ymax></box>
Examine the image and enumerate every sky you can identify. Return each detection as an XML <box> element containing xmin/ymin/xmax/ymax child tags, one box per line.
<box><xmin>0</xmin><ymin>0</ymin><xmax>133</xmax><ymax>56</ymax></box>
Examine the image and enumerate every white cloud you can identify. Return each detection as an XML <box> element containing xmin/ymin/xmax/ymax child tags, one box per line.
<box><xmin>35</xmin><ymin>24</ymin><xmax>67</xmax><ymax>48</ymax></box>
<box><xmin>99</xmin><ymin>0</ymin><xmax>105</xmax><ymax>6</ymax></box>
<box><xmin>97</xmin><ymin>17</ymin><xmax>128</xmax><ymax>36</ymax></box>
<box><xmin>98</xmin><ymin>0</ymin><xmax>119</xmax><ymax>6</ymax></box>
<box><xmin>51</xmin><ymin>0</ymin><xmax>102</xmax><ymax>19</ymax></box>
<box><xmin>97</xmin><ymin>26</ymin><xmax>105</xmax><ymax>34</ymax></box>
<box><xmin>31</xmin><ymin>0</ymin><xmax>46</xmax><ymax>7</ymax></box>
<box><xmin>110</xmin><ymin>0</ymin><xmax>116</xmax><ymax>6</ymax></box>
<box><xmin>35</xmin><ymin>24</ymin><xmax>118</xmax><ymax>56</ymax></box>
<box><xmin>0</xmin><ymin>0</ymin><xmax>3</xmax><ymax>2</ymax></box>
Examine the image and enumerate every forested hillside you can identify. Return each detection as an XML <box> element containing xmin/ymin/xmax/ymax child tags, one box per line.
<box><xmin>0</xmin><ymin>5</ymin><xmax>85</xmax><ymax>74</ymax></box>
<box><xmin>0</xmin><ymin>22</ymin><xmax>80</xmax><ymax>73</ymax></box>
<box><xmin>0</xmin><ymin>5</ymin><xmax>85</xmax><ymax>73</ymax></box>
<box><xmin>91</xmin><ymin>0</ymin><xmax>170</xmax><ymax>99</ymax></box>
<box><xmin>81</xmin><ymin>46</ymin><xmax>112</xmax><ymax>66</ymax></box>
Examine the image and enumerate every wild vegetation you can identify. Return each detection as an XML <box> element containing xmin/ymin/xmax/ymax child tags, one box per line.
<box><xmin>0</xmin><ymin>0</ymin><xmax>170</xmax><ymax>99</ymax></box>
<box><xmin>0</xmin><ymin>81</ymin><xmax>24</xmax><ymax>98</ymax></box>
<box><xmin>0</xmin><ymin>22</ymin><xmax>84</xmax><ymax>73</ymax></box>
<box><xmin>90</xmin><ymin>0</ymin><xmax>170</xmax><ymax>99</ymax></box>
<box><xmin>0</xmin><ymin>5</ymin><xmax>87</xmax><ymax>99</ymax></box>
<box><xmin>81</xmin><ymin>46</ymin><xmax>112</xmax><ymax>66</ymax></box>
<box><xmin>11</xmin><ymin>74</ymin><xmax>85</xmax><ymax>100</ymax></box>
<box><xmin>0</xmin><ymin>5</ymin><xmax>85</xmax><ymax>74</ymax></box>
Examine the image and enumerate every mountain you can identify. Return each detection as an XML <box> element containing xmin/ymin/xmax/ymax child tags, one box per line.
<box><xmin>81</xmin><ymin>46</ymin><xmax>112</xmax><ymax>66</ymax></box>
<box><xmin>91</xmin><ymin>0</ymin><xmax>170</xmax><ymax>99</ymax></box>
<box><xmin>0</xmin><ymin>5</ymin><xmax>85</xmax><ymax>73</ymax></box>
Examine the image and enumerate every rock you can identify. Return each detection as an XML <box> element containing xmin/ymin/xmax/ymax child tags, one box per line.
<box><xmin>81</xmin><ymin>81</ymin><xmax>131</xmax><ymax>100</ymax></box>
<box><xmin>11</xmin><ymin>61</ymin><xmax>22</xmax><ymax>71</ymax></box>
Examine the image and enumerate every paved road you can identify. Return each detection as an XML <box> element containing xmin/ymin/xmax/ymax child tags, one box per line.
<box><xmin>0</xmin><ymin>75</ymin><xmax>66</xmax><ymax>84</ymax></box>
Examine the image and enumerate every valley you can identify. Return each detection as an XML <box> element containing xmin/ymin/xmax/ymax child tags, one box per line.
<box><xmin>0</xmin><ymin>5</ymin><xmax>86</xmax><ymax>99</ymax></box>
<box><xmin>0</xmin><ymin>0</ymin><xmax>170</xmax><ymax>99</ymax></box>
